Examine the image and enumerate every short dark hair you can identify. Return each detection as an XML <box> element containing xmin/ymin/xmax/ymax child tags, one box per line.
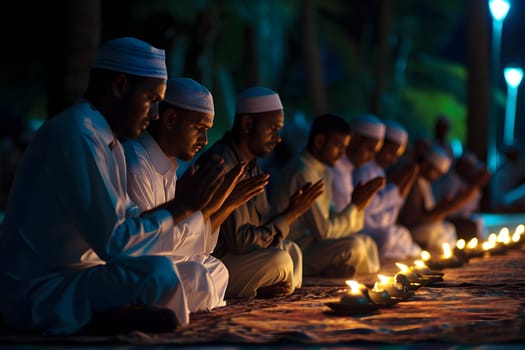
<box><xmin>306</xmin><ymin>113</ymin><xmax>351</xmax><ymax>148</ymax></box>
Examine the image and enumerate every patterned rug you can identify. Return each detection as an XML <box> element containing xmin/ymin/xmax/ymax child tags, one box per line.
<box><xmin>1</xmin><ymin>245</ymin><xmax>524</xmax><ymax>347</ymax></box>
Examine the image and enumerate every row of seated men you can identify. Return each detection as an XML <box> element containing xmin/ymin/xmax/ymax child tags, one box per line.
<box><xmin>0</xmin><ymin>37</ymin><xmax>491</xmax><ymax>336</ymax></box>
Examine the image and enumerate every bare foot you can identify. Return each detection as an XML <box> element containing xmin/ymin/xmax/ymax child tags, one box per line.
<box><xmin>256</xmin><ymin>281</ymin><xmax>293</xmax><ymax>298</ymax></box>
<box><xmin>320</xmin><ymin>265</ymin><xmax>355</xmax><ymax>278</ymax></box>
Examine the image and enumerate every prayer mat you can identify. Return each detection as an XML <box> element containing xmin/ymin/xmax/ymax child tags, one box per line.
<box><xmin>1</xmin><ymin>246</ymin><xmax>524</xmax><ymax>347</ymax></box>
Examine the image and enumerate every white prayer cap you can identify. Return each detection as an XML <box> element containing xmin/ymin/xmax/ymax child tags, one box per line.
<box><xmin>383</xmin><ymin>120</ymin><xmax>408</xmax><ymax>147</ymax></box>
<box><xmin>425</xmin><ymin>144</ymin><xmax>452</xmax><ymax>174</ymax></box>
<box><xmin>163</xmin><ymin>78</ymin><xmax>214</xmax><ymax>115</ymax></box>
<box><xmin>236</xmin><ymin>86</ymin><xmax>283</xmax><ymax>114</ymax></box>
<box><xmin>92</xmin><ymin>37</ymin><xmax>167</xmax><ymax>80</ymax></box>
<box><xmin>351</xmin><ymin>114</ymin><xmax>386</xmax><ymax>140</ymax></box>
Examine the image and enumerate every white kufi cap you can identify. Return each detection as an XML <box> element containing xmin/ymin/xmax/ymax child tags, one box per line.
<box><xmin>425</xmin><ymin>144</ymin><xmax>452</xmax><ymax>174</ymax></box>
<box><xmin>164</xmin><ymin>78</ymin><xmax>214</xmax><ymax>115</ymax></box>
<box><xmin>93</xmin><ymin>37</ymin><xmax>168</xmax><ymax>80</ymax></box>
<box><xmin>351</xmin><ymin>114</ymin><xmax>386</xmax><ymax>140</ymax></box>
<box><xmin>383</xmin><ymin>120</ymin><xmax>408</xmax><ymax>147</ymax></box>
<box><xmin>236</xmin><ymin>87</ymin><xmax>283</xmax><ymax>114</ymax></box>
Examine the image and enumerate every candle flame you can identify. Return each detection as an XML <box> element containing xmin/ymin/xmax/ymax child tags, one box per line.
<box><xmin>514</xmin><ymin>224</ymin><xmax>524</xmax><ymax>235</ymax></box>
<box><xmin>456</xmin><ymin>239</ymin><xmax>466</xmax><ymax>250</ymax></box>
<box><xmin>421</xmin><ymin>250</ymin><xmax>431</xmax><ymax>261</ymax></box>
<box><xmin>345</xmin><ymin>280</ymin><xmax>360</xmax><ymax>294</ymax></box>
<box><xmin>497</xmin><ymin>228</ymin><xmax>510</xmax><ymax>244</ymax></box>
<box><xmin>395</xmin><ymin>262</ymin><xmax>409</xmax><ymax>272</ymax></box>
<box><xmin>413</xmin><ymin>260</ymin><xmax>426</xmax><ymax>268</ymax></box>
<box><xmin>488</xmin><ymin>233</ymin><xmax>497</xmax><ymax>244</ymax></box>
<box><xmin>482</xmin><ymin>240</ymin><xmax>496</xmax><ymax>251</ymax></box>
<box><xmin>377</xmin><ymin>274</ymin><xmax>393</xmax><ymax>283</ymax></box>
<box><xmin>442</xmin><ymin>242</ymin><xmax>452</xmax><ymax>258</ymax></box>
<box><xmin>512</xmin><ymin>231</ymin><xmax>521</xmax><ymax>243</ymax></box>
<box><xmin>467</xmin><ymin>237</ymin><xmax>478</xmax><ymax>249</ymax></box>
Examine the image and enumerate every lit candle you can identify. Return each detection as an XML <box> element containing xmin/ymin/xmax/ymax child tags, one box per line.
<box><xmin>424</xmin><ymin>243</ymin><xmax>464</xmax><ymax>270</ymax></box>
<box><xmin>366</xmin><ymin>281</ymin><xmax>392</xmax><ymax>305</ymax></box>
<box><xmin>509</xmin><ymin>224</ymin><xmax>524</xmax><ymax>248</ymax></box>
<box><xmin>373</xmin><ymin>274</ymin><xmax>410</xmax><ymax>299</ymax></box>
<box><xmin>453</xmin><ymin>239</ymin><xmax>469</xmax><ymax>262</ymax></box>
<box><xmin>394</xmin><ymin>263</ymin><xmax>420</xmax><ymax>283</ymax></box>
<box><xmin>340</xmin><ymin>280</ymin><xmax>371</xmax><ymax>305</ymax></box>
<box><xmin>410</xmin><ymin>260</ymin><xmax>444</xmax><ymax>283</ymax></box>
<box><xmin>463</xmin><ymin>237</ymin><xmax>484</xmax><ymax>258</ymax></box>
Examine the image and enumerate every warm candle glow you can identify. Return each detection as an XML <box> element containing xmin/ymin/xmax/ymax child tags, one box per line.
<box><xmin>488</xmin><ymin>233</ymin><xmax>497</xmax><ymax>244</ymax></box>
<box><xmin>421</xmin><ymin>250</ymin><xmax>431</xmax><ymax>261</ymax></box>
<box><xmin>395</xmin><ymin>262</ymin><xmax>409</xmax><ymax>272</ymax></box>
<box><xmin>377</xmin><ymin>274</ymin><xmax>394</xmax><ymax>284</ymax></box>
<box><xmin>512</xmin><ymin>231</ymin><xmax>521</xmax><ymax>243</ymax></box>
<box><xmin>413</xmin><ymin>260</ymin><xmax>426</xmax><ymax>268</ymax></box>
<box><xmin>442</xmin><ymin>242</ymin><xmax>452</xmax><ymax>258</ymax></box>
<box><xmin>482</xmin><ymin>239</ymin><xmax>496</xmax><ymax>251</ymax></box>
<box><xmin>497</xmin><ymin>228</ymin><xmax>510</xmax><ymax>244</ymax></box>
<box><xmin>456</xmin><ymin>239</ymin><xmax>466</xmax><ymax>250</ymax></box>
<box><xmin>372</xmin><ymin>282</ymin><xmax>384</xmax><ymax>292</ymax></box>
<box><xmin>467</xmin><ymin>237</ymin><xmax>478</xmax><ymax>249</ymax></box>
<box><xmin>514</xmin><ymin>224</ymin><xmax>524</xmax><ymax>235</ymax></box>
<box><xmin>345</xmin><ymin>280</ymin><xmax>361</xmax><ymax>294</ymax></box>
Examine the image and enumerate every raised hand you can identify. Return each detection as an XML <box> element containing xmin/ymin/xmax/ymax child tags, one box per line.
<box><xmin>283</xmin><ymin>179</ymin><xmax>324</xmax><ymax>224</ymax></box>
<box><xmin>174</xmin><ymin>154</ymin><xmax>226</xmax><ymax>213</ymax></box>
<box><xmin>202</xmin><ymin>161</ymin><xmax>247</xmax><ymax>220</ymax></box>
<box><xmin>351</xmin><ymin>176</ymin><xmax>385</xmax><ymax>210</ymax></box>
<box><xmin>223</xmin><ymin>173</ymin><xmax>270</xmax><ymax>209</ymax></box>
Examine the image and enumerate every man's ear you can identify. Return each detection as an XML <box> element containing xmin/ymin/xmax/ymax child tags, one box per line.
<box><xmin>164</xmin><ymin>108</ymin><xmax>177</xmax><ymax>129</ymax></box>
<box><xmin>111</xmin><ymin>73</ymin><xmax>128</xmax><ymax>98</ymax></box>
<box><xmin>240</xmin><ymin>114</ymin><xmax>254</xmax><ymax>134</ymax></box>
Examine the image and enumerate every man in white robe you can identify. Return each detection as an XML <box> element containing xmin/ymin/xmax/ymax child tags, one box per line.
<box><xmin>398</xmin><ymin>144</ymin><xmax>476</xmax><ymax>254</ymax></box>
<box><xmin>272</xmin><ymin>114</ymin><xmax>384</xmax><ymax>277</ymax></box>
<box><xmin>0</xmin><ymin>38</ymin><xmax>242</xmax><ymax>335</ymax></box>
<box><xmin>124</xmin><ymin>78</ymin><xmax>267</xmax><ymax>311</ymax></box>
<box><xmin>352</xmin><ymin>119</ymin><xmax>421</xmax><ymax>259</ymax></box>
<box><xmin>433</xmin><ymin>151</ymin><xmax>491</xmax><ymax>240</ymax></box>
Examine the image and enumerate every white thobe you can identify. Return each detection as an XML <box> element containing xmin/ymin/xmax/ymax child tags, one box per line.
<box><xmin>331</xmin><ymin>155</ymin><xmax>355</xmax><ymax>212</ymax></box>
<box><xmin>434</xmin><ymin>171</ymin><xmax>485</xmax><ymax>239</ymax></box>
<box><xmin>353</xmin><ymin>161</ymin><xmax>421</xmax><ymax>259</ymax></box>
<box><xmin>122</xmin><ymin>131</ymin><xmax>227</xmax><ymax>311</ymax></box>
<box><xmin>272</xmin><ymin>151</ymin><xmax>379</xmax><ymax>275</ymax></box>
<box><xmin>0</xmin><ymin>101</ymin><xmax>199</xmax><ymax>335</ymax></box>
<box><xmin>404</xmin><ymin>177</ymin><xmax>457</xmax><ymax>254</ymax></box>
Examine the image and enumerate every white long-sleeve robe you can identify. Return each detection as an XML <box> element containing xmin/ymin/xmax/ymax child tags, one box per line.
<box><xmin>0</xmin><ymin>101</ymin><xmax>203</xmax><ymax>335</ymax></box>
<box><xmin>353</xmin><ymin>161</ymin><xmax>421</xmax><ymax>259</ymax></box>
<box><xmin>272</xmin><ymin>151</ymin><xmax>379</xmax><ymax>276</ymax></box>
<box><xmin>123</xmin><ymin>131</ymin><xmax>228</xmax><ymax>311</ymax></box>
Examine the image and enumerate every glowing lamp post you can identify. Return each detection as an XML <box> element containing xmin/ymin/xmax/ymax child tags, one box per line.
<box><xmin>487</xmin><ymin>0</ymin><xmax>511</xmax><ymax>172</ymax></box>
<box><xmin>503</xmin><ymin>67</ymin><xmax>523</xmax><ymax>145</ymax></box>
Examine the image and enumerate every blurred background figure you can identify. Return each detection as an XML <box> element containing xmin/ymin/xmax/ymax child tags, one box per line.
<box><xmin>434</xmin><ymin>150</ymin><xmax>491</xmax><ymax>239</ymax></box>
<box><xmin>490</xmin><ymin>142</ymin><xmax>525</xmax><ymax>213</ymax></box>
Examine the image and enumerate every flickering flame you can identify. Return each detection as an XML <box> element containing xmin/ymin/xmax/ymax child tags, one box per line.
<box><xmin>442</xmin><ymin>242</ymin><xmax>452</xmax><ymax>258</ymax></box>
<box><xmin>372</xmin><ymin>282</ymin><xmax>384</xmax><ymax>292</ymax></box>
<box><xmin>497</xmin><ymin>228</ymin><xmax>510</xmax><ymax>244</ymax></box>
<box><xmin>482</xmin><ymin>235</ymin><xmax>497</xmax><ymax>250</ymax></box>
<box><xmin>512</xmin><ymin>231</ymin><xmax>521</xmax><ymax>243</ymax></box>
<box><xmin>377</xmin><ymin>274</ymin><xmax>393</xmax><ymax>284</ymax></box>
<box><xmin>395</xmin><ymin>262</ymin><xmax>409</xmax><ymax>272</ymax></box>
<box><xmin>514</xmin><ymin>224</ymin><xmax>524</xmax><ymax>235</ymax></box>
<box><xmin>413</xmin><ymin>260</ymin><xmax>426</xmax><ymax>268</ymax></box>
<box><xmin>467</xmin><ymin>237</ymin><xmax>478</xmax><ymax>249</ymax></box>
<box><xmin>456</xmin><ymin>239</ymin><xmax>466</xmax><ymax>250</ymax></box>
<box><xmin>345</xmin><ymin>280</ymin><xmax>361</xmax><ymax>294</ymax></box>
<box><xmin>421</xmin><ymin>250</ymin><xmax>431</xmax><ymax>261</ymax></box>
